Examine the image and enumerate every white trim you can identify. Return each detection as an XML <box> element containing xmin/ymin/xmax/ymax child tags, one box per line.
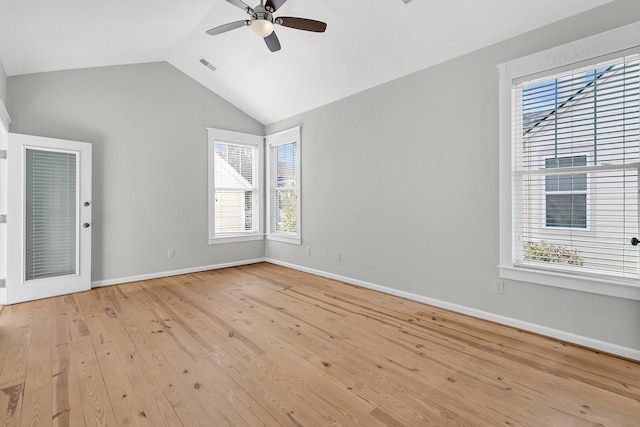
<box><xmin>266</xmin><ymin>127</ymin><xmax>300</xmax><ymax>143</ymax></box>
<box><xmin>499</xmin><ymin>21</ymin><xmax>640</xmax><ymax>83</ymax></box>
<box><xmin>265</xmin><ymin>258</ymin><xmax>640</xmax><ymax>361</ymax></box>
<box><xmin>209</xmin><ymin>234</ymin><xmax>264</xmax><ymax>245</ymax></box>
<box><xmin>91</xmin><ymin>258</ymin><xmax>265</xmax><ymax>288</ymax></box>
<box><xmin>0</xmin><ymin>104</ymin><xmax>7</xmax><ymax>303</ymax></box>
<box><xmin>266</xmin><ymin>234</ymin><xmax>301</xmax><ymax>245</ymax></box>
<box><xmin>206</xmin><ymin>128</ymin><xmax>262</xmax><ymax>146</ymax></box>
<box><xmin>500</xmin><ymin>265</ymin><xmax>640</xmax><ymax>300</ymax></box>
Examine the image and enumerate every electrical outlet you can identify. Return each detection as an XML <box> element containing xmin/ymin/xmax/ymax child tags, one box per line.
<box><xmin>306</xmin><ymin>247</ymin><xmax>311</xmax><ymax>256</ymax></box>
<box><xmin>168</xmin><ymin>249</ymin><xmax>175</xmax><ymax>258</ymax></box>
<box><xmin>493</xmin><ymin>280</ymin><xmax>504</xmax><ymax>294</ymax></box>
<box><xmin>336</xmin><ymin>252</ymin><xmax>341</xmax><ymax>261</ymax></box>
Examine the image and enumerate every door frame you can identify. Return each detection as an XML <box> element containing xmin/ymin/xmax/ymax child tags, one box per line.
<box><xmin>0</xmin><ymin>102</ymin><xmax>9</xmax><ymax>305</ymax></box>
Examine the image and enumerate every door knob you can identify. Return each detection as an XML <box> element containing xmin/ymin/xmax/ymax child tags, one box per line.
<box><xmin>632</xmin><ymin>237</ymin><xmax>639</xmax><ymax>246</ymax></box>
<box><xmin>84</xmin><ymin>201</ymin><xmax>90</xmax><ymax>207</ymax></box>
<box><xmin>83</xmin><ymin>223</ymin><xmax>90</xmax><ymax>228</ymax></box>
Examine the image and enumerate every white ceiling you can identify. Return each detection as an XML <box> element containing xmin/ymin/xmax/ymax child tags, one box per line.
<box><xmin>0</xmin><ymin>0</ymin><xmax>613</xmax><ymax>124</ymax></box>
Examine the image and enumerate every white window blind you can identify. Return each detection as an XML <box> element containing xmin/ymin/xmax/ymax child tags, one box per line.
<box><xmin>267</xmin><ymin>127</ymin><xmax>301</xmax><ymax>244</ymax></box>
<box><xmin>512</xmin><ymin>53</ymin><xmax>640</xmax><ymax>280</ymax></box>
<box><xmin>270</xmin><ymin>142</ymin><xmax>298</xmax><ymax>233</ymax></box>
<box><xmin>25</xmin><ymin>149</ymin><xmax>78</xmax><ymax>280</ymax></box>
<box><xmin>213</xmin><ymin>142</ymin><xmax>258</xmax><ymax>235</ymax></box>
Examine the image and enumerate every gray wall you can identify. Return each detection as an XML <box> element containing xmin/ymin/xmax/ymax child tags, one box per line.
<box><xmin>265</xmin><ymin>0</ymin><xmax>640</xmax><ymax>351</ymax></box>
<box><xmin>0</xmin><ymin>56</ymin><xmax>6</xmax><ymax>106</ymax></box>
<box><xmin>8</xmin><ymin>62</ymin><xmax>265</xmax><ymax>282</ymax></box>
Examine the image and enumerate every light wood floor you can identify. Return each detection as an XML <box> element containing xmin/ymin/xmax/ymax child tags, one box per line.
<box><xmin>0</xmin><ymin>263</ymin><xmax>638</xmax><ymax>426</ymax></box>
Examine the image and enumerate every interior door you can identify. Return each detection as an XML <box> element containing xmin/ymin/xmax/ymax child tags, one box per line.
<box><xmin>6</xmin><ymin>133</ymin><xmax>92</xmax><ymax>304</ymax></box>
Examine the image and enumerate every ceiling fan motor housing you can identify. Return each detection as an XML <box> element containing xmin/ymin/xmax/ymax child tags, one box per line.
<box><xmin>252</xmin><ymin>4</ymin><xmax>273</xmax><ymax>24</ymax></box>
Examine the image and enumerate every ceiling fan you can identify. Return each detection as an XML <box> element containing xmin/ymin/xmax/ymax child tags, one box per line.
<box><xmin>206</xmin><ymin>0</ymin><xmax>327</xmax><ymax>52</ymax></box>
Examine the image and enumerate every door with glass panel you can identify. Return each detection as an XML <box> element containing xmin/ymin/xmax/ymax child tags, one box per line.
<box><xmin>6</xmin><ymin>133</ymin><xmax>92</xmax><ymax>304</ymax></box>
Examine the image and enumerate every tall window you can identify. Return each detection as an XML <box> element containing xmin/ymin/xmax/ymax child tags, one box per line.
<box><xmin>499</xmin><ymin>23</ymin><xmax>640</xmax><ymax>300</ymax></box>
<box><xmin>267</xmin><ymin>127</ymin><xmax>301</xmax><ymax>244</ymax></box>
<box><xmin>208</xmin><ymin>128</ymin><xmax>263</xmax><ymax>244</ymax></box>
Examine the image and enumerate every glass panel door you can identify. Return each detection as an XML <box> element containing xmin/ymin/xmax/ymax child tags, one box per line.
<box><xmin>6</xmin><ymin>133</ymin><xmax>92</xmax><ymax>304</ymax></box>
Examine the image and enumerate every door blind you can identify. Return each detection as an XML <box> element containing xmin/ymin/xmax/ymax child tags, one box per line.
<box><xmin>25</xmin><ymin>149</ymin><xmax>77</xmax><ymax>280</ymax></box>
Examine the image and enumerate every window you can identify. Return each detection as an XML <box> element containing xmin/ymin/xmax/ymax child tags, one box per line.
<box><xmin>267</xmin><ymin>127</ymin><xmax>301</xmax><ymax>244</ymax></box>
<box><xmin>499</xmin><ymin>22</ymin><xmax>640</xmax><ymax>300</ymax></box>
<box><xmin>208</xmin><ymin>128</ymin><xmax>263</xmax><ymax>244</ymax></box>
<box><xmin>544</xmin><ymin>155</ymin><xmax>587</xmax><ymax>229</ymax></box>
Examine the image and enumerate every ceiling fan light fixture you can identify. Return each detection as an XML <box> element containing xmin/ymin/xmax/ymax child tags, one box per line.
<box><xmin>251</xmin><ymin>19</ymin><xmax>274</xmax><ymax>37</ymax></box>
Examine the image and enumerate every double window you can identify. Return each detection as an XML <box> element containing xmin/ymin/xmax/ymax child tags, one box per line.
<box><xmin>208</xmin><ymin>127</ymin><xmax>301</xmax><ymax>245</ymax></box>
<box><xmin>499</xmin><ymin>22</ymin><xmax>640</xmax><ymax>299</ymax></box>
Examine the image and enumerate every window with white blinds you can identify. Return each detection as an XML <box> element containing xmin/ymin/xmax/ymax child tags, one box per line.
<box><xmin>500</xmin><ymin>23</ymin><xmax>640</xmax><ymax>299</ymax></box>
<box><xmin>267</xmin><ymin>127</ymin><xmax>301</xmax><ymax>244</ymax></box>
<box><xmin>25</xmin><ymin>149</ymin><xmax>78</xmax><ymax>280</ymax></box>
<box><xmin>513</xmin><ymin>53</ymin><xmax>640</xmax><ymax>279</ymax></box>
<box><xmin>208</xmin><ymin>128</ymin><xmax>263</xmax><ymax>244</ymax></box>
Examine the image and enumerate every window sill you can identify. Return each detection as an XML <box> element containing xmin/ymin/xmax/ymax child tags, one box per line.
<box><xmin>209</xmin><ymin>234</ymin><xmax>264</xmax><ymax>245</ymax></box>
<box><xmin>266</xmin><ymin>234</ymin><xmax>301</xmax><ymax>245</ymax></box>
<box><xmin>499</xmin><ymin>265</ymin><xmax>640</xmax><ymax>301</ymax></box>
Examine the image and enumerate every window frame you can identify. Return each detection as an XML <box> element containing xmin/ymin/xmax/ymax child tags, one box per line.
<box><xmin>266</xmin><ymin>126</ymin><xmax>301</xmax><ymax>245</ymax></box>
<box><xmin>498</xmin><ymin>21</ymin><xmax>640</xmax><ymax>301</ymax></box>
<box><xmin>207</xmin><ymin>128</ymin><xmax>264</xmax><ymax>245</ymax></box>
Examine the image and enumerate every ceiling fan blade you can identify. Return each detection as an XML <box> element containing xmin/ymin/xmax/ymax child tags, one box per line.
<box><xmin>226</xmin><ymin>0</ymin><xmax>252</xmax><ymax>12</ymax></box>
<box><xmin>276</xmin><ymin>17</ymin><xmax>327</xmax><ymax>32</ymax></box>
<box><xmin>206</xmin><ymin>20</ymin><xmax>249</xmax><ymax>36</ymax></box>
<box><xmin>265</xmin><ymin>0</ymin><xmax>287</xmax><ymax>12</ymax></box>
<box><xmin>264</xmin><ymin>32</ymin><xmax>281</xmax><ymax>52</ymax></box>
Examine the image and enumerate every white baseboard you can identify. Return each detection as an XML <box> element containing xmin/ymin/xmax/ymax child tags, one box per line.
<box><xmin>91</xmin><ymin>258</ymin><xmax>265</xmax><ymax>288</ymax></box>
<box><xmin>265</xmin><ymin>258</ymin><xmax>640</xmax><ymax>361</ymax></box>
<box><xmin>0</xmin><ymin>286</ymin><xmax>5</xmax><ymax>305</ymax></box>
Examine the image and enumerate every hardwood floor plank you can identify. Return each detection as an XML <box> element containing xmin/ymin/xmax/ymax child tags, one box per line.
<box><xmin>51</xmin><ymin>296</ymin><xmax>85</xmax><ymax>427</ymax></box>
<box><xmin>0</xmin><ymin>305</ymin><xmax>21</xmax><ymax>427</ymax></box>
<box><xmin>0</xmin><ymin>305</ymin><xmax>18</xmax><ymax>379</ymax></box>
<box><xmin>77</xmin><ymin>290</ymin><xmax>158</xmax><ymax>427</ymax></box>
<box><xmin>0</xmin><ymin>303</ymin><xmax>36</xmax><ymax>426</ymax></box>
<box><xmin>0</xmin><ymin>263</ymin><xmax>638</xmax><ymax>426</ymax></box>
<box><xmin>64</xmin><ymin>292</ymin><xmax>119</xmax><ymax>427</ymax></box>
<box><xmin>19</xmin><ymin>299</ymin><xmax>53</xmax><ymax>427</ymax></box>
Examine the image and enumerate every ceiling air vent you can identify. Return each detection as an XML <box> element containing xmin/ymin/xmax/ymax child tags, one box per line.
<box><xmin>200</xmin><ymin>58</ymin><xmax>217</xmax><ymax>72</ymax></box>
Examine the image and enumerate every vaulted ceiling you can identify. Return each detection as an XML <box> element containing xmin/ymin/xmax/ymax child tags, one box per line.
<box><xmin>0</xmin><ymin>0</ymin><xmax>613</xmax><ymax>124</ymax></box>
